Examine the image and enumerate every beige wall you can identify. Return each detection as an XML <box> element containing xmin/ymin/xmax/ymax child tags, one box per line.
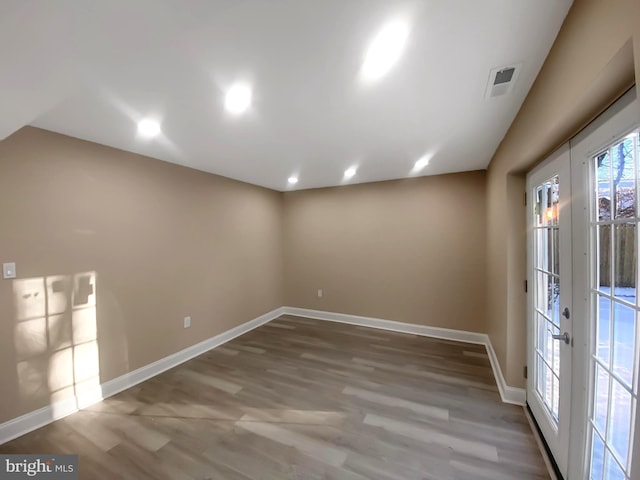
<box><xmin>0</xmin><ymin>127</ymin><xmax>284</xmax><ymax>423</ymax></box>
<box><xmin>0</xmin><ymin>127</ymin><xmax>487</xmax><ymax>427</ymax></box>
<box><xmin>283</xmin><ymin>171</ymin><xmax>487</xmax><ymax>332</ymax></box>
<box><xmin>487</xmin><ymin>0</ymin><xmax>640</xmax><ymax>388</ymax></box>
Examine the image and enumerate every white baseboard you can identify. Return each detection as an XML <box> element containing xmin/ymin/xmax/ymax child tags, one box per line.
<box><xmin>100</xmin><ymin>307</ymin><xmax>285</xmax><ymax>399</ymax></box>
<box><xmin>283</xmin><ymin>307</ymin><xmax>488</xmax><ymax>344</ymax></box>
<box><xmin>282</xmin><ymin>307</ymin><xmax>526</xmax><ymax>406</ymax></box>
<box><xmin>484</xmin><ymin>337</ymin><xmax>527</xmax><ymax>406</ymax></box>
<box><xmin>0</xmin><ymin>307</ymin><xmax>285</xmax><ymax>445</ymax></box>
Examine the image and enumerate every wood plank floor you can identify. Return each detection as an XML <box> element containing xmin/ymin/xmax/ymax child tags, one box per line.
<box><xmin>0</xmin><ymin>315</ymin><xmax>549</xmax><ymax>479</ymax></box>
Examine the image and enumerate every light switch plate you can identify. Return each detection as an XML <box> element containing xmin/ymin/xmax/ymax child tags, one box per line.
<box><xmin>3</xmin><ymin>262</ymin><xmax>16</xmax><ymax>279</ymax></box>
<box><xmin>183</xmin><ymin>316</ymin><xmax>191</xmax><ymax>328</ymax></box>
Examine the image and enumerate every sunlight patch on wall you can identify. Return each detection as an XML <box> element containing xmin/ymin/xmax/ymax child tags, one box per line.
<box><xmin>13</xmin><ymin>272</ymin><xmax>101</xmax><ymax>414</ymax></box>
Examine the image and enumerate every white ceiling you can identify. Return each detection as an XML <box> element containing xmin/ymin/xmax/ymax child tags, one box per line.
<box><xmin>1</xmin><ymin>0</ymin><xmax>573</xmax><ymax>191</ymax></box>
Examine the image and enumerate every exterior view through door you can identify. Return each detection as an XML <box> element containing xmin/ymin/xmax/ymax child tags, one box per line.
<box><xmin>528</xmin><ymin>88</ymin><xmax>640</xmax><ymax>480</ymax></box>
<box><xmin>587</xmin><ymin>127</ymin><xmax>638</xmax><ymax>480</ymax></box>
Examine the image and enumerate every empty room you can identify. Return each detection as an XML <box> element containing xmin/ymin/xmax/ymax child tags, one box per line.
<box><xmin>1</xmin><ymin>1</ymin><xmax>639</xmax><ymax>479</ymax></box>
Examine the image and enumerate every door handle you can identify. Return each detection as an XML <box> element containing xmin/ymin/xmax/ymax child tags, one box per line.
<box><xmin>552</xmin><ymin>332</ymin><xmax>571</xmax><ymax>345</ymax></box>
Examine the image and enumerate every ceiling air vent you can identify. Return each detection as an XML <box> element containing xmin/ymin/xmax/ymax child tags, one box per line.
<box><xmin>485</xmin><ymin>64</ymin><xmax>521</xmax><ymax>99</ymax></box>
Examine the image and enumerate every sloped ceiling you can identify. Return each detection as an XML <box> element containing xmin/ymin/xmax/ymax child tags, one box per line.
<box><xmin>1</xmin><ymin>0</ymin><xmax>573</xmax><ymax>190</ymax></box>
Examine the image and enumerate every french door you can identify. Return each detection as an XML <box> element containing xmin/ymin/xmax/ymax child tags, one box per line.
<box><xmin>527</xmin><ymin>144</ymin><xmax>573</xmax><ymax>478</ymax></box>
<box><xmin>528</xmin><ymin>87</ymin><xmax>640</xmax><ymax>480</ymax></box>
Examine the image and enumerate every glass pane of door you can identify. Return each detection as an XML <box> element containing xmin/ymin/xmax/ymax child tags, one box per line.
<box><xmin>588</xmin><ymin>130</ymin><xmax>639</xmax><ymax>480</ymax></box>
<box><xmin>534</xmin><ymin>176</ymin><xmax>562</xmax><ymax>422</ymax></box>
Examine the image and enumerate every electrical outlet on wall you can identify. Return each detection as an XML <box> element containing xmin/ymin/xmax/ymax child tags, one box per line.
<box><xmin>317</xmin><ymin>288</ymin><xmax>323</xmax><ymax>298</ymax></box>
<box><xmin>183</xmin><ymin>316</ymin><xmax>191</xmax><ymax>328</ymax></box>
<box><xmin>3</xmin><ymin>262</ymin><xmax>16</xmax><ymax>279</ymax></box>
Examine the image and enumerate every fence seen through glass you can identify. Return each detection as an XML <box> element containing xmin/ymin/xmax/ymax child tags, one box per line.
<box><xmin>589</xmin><ymin>130</ymin><xmax>638</xmax><ymax>480</ymax></box>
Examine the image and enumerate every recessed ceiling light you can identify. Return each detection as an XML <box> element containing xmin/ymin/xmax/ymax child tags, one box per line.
<box><xmin>137</xmin><ymin>118</ymin><xmax>161</xmax><ymax>138</ymax></box>
<box><xmin>288</xmin><ymin>176</ymin><xmax>298</xmax><ymax>184</ymax></box>
<box><xmin>225</xmin><ymin>84</ymin><xmax>252</xmax><ymax>114</ymax></box>
<box><xmin>413</xmin><ymin>155</ymin><xmax>430</xmax><ymax>172</ymax></box>
<box><xmin>361</xmin><ymin>20</ymin><xmax>409</xmax><ymax>81</ymax></box>
<box><xmin>344</xmin><ymin>167</ymin><xmax>357</xmax><ymax>179</ymax></box>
